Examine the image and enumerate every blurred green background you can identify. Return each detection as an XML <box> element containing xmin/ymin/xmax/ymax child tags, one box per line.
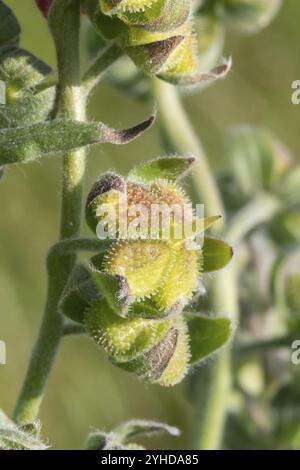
<box><xmin>0</xmin><ymin>0</ymin><xmax>299</xmax><ymax>449</ymax></box>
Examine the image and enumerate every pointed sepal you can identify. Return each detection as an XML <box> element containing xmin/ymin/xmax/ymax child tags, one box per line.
<box><xmin>127</xmin><ymin>156</ymin><xmax>196</xmax><ymax>184</ymax></box>
<box><xmin>59</xmin><ymin>264</ymin><xmax>100</xmax><ymax>324</ymax></box>
<box><xmin>202</xmin><ymin>237</ymin><xmax>233</xmax><ymax>273</ymax></box>
<box><xmin>185</xmin><ymin>313</ymin><xmax>234</xmax><ymax>366</ymax></box>
<box><xmin>90</xmin><ymin>254</ymin><xmax>133</xmax><ymax>317</ymax></box>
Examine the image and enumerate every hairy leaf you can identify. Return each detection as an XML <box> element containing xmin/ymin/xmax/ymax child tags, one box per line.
<box><xmin>202</xmin><ymin>237</ymin><xmax>233</xmax><ymax>272</ymax></box>
<box><xmin>0</xmin><ymin>410</ymin><xmax>47</xmax><ymax>450</ymax></box>
<box><xmin>128</xmin><ymin>156</ymin><xmax>196</xmax><ymax>183</ymax></box>
<box><xmin>0</xmin><ymin>115</ymin><xmax>154</xmax><ymax>166</ymax></box>
<box><xmin>185</xmin><ymin>313</ymin><xmax>234</xmax><ymax>366</ymax></box>
<box><xmin>113</xmin><ymin>419</ymin><xmax>180</xmax><ymax>442</ymax></box>
<box><xmin>85</xmin><ymin>419</ymin><xmax>179</xmax><ymax>450</ymax></box>
<box><xmin>0</xmin><ymin>46</ymin><xmax>51</xmax><ymax>96</ymax></box>
<box><xmin>60</xmin><ymin>264</ymin><xmax>100</xmax><ymax>324</ymax></box>
<box><xmin>0</xmin><ymin>85</ymin><xmax>55</xmax><ymax>128</ymax></box>
<box><xmin>90</xmin><ymin>260</ymin><xmax>133</xmax><ymax>317</ymax></box>
<box><xmin>0</xmin><ymin>1</ymin><xmax>20</xmax><ymax>47</ymax></box>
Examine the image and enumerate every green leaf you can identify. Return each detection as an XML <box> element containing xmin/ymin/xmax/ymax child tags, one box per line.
<box><xmin>0</xmin><ymin>1</ymin><xmax>20</xmax><ymax>47</ymax></box>
<box><xmin>84</xmin><ymin>0</ymin><xmax>126</xmax><ymax>41</ymax></box>
<box><xmin>0</xmin><ymin>85</ymin><xmax>55</xmax><ymax>128</ymax></box>
<box><xmin>59</xmin><ymin>264</ymin><xmax>100</xmax><ymax>324</ymax></box>
<box><xmin>85</xmin><ymin>420</ymin><xmax>180</xmax><ymax>450</ymax></box>
<box><xmin>0</xmin><ymin>115</ymin><xmax>155</xmax><ymax>166</ymax></box>
<box><xmin>0</xmin><ymin>409</ymin><xmax>13</xmax><ymax>427</ymax></box>
<box><xmin>113</xmin><ymin>420</ymin><xmax>180</xmax><ymax>443</ymax></box>
<box><xmin>202</xmin><ymin>237</ymin><xmax>233</xmax><ymax>272</ymax></box>
<box><xmin>226</xmin><ymin>125</ymin><xmax>290</xmax><ymax>196</ymax></box>
<box><xmin>191</xmin><ymin>215</ymin><xmax>222</xmax><ymax>236</ymax></box>
<box><xmin>279</xmin><ymin>166</ymin><xmax>300</xmax><ymax>205</ymax></box>
<box><xmin>270</xmin><ymin>207</ymin><xmax>300</xmax><ymax>245</ymax></box>
<box><xmin>158</xmin><ymin>60</ymin><xmax>231</xmax><ymax>87</ymax></box>
<box><xmin>185</xmin><ymin>313</ymin><xmax>234</xmax><ymax>366</ymax></box>
<box><xmin>85</xmin><ymin>430</ymin><xmax>112</xmax><ymax>450</ymax></box>
<box><xmin>0</xmin><ymin>46</ymin><xmax>51</xmax><ymax>96</ymax></box>
<box><xmin>271</xmin><ymin>383</ymin><xmax>300</xmax><ymax>449</ymax></box>
<box><xmin>217</xmin><ymin>0</ymin><xmax>282</xmax><ymax>35</ymax></box>
<box><xmin>0</xmin><ymin>409</ymin><xmax>47</xmax><ymax>450</ymax></box>
<box><xmin>90</xmin><ymin>267</ymin><xmax>133</xmax><ymax>317</ymax></box>
<box><xmin>127</xmin><ymin>156</ymin><xmax>196</xmax><ymax>183</ymax></box>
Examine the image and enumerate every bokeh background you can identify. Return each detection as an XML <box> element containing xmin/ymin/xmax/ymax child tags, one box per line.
<box><xmin>0</xmin><ymin>0</ymin><xmax>299</xmax><ymax>449</ymax></box>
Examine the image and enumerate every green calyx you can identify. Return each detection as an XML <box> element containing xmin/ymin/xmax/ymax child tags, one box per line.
<box><xmin>85</xmin><ymin>0</ymin><xmax>231</xmax><ymax>85</ymax></box>
<box><xmin>58</xmin><ymin>156</ymin><xmax>235</xmax><ymax>386</ymax></box>
<box><xmin>85</xmin><ymin>297</ymin><xmax>191</xmax><ymax>386</ymax></box>
<box><xmin>85</xmin><ymin>156</ymin><xmax>227</xmax><ymax>314</ymax></box>
<box><xmin>60</xmin><ymin>157</ymin><xmax>234</xmax><ymax>386</ymax></box>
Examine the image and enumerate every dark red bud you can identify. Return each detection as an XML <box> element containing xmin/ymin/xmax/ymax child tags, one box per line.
<box><xmin>35</xmin><ymin>0</ymin><xmax>53</xmax><ymax>18</ymax></box>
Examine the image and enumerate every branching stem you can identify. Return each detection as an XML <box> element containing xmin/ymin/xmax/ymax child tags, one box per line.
<box><xmin>14</xmin><ymin>0</ymin><xmax>86</xmax><ymax>424</ymax></box>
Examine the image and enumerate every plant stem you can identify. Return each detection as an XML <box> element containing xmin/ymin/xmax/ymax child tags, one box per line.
<box><xmin>82</xmin><ymin>43</ymin><xmax>123</xmax><ymax>98</ymax></box>
<box><xmin>14</xmin><ymin>0</ymin><xmax>84</xmax><ymax>424</ymax></box>
<box><xmin>226</xmin><ymin>193</ymin><xmax>282</xmax><ymax>244</ymax></box>
<box><xmin>48</xmin><ymin>238</ymin><xmax>110</xmax><ymax>259</ymax></box>
<box><xmin>235</xmin><ymin>335</ymin><xmax>293</xmax><ymax>358</ymax></box>
<box><xmin>63</xmin><ymin>321</ymin><xmax>85</xmax><ymax>336</ymax></box>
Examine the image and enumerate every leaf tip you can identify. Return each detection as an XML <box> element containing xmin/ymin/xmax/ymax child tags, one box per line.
<box><xmin>105</xmin><ymin>114</ymin><xmax>155</xmax><ymax>145</ymax></box>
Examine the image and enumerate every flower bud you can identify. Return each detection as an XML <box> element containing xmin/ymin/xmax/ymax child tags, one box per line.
<box><xmin>86</xmin><ymin>164</ymin><xmax>203</xmax><ymax>313</ymax></box>
<box><xmin>80</xmin><ymin>157</ymin><xmax>233</xmax><ymax>385</ymax></box>
<box><xmin>35</xmin><ymin>0</ymin><xmax>53</xmax><ymax>18</ymax></box>
<box><xmin>86</xmin><ymin>172</ymin><xmax>126</xmax><ymax>232</ymax></box>
<box><xmin>100</xmin><ymin>0</ymin><xmax>190</xmax><ymax>32</ymax></box>
<box><xmin>86</xmin><ymin>0</ymin><xmax>230</xmax><ymax>85</ymax></box>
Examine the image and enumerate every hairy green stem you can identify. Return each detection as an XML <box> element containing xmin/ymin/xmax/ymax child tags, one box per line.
<box><xmin>226</xmin><ymin>193</ymin><xmax>282</xmax><ymax>244</ymax></box>
<box><xmin>63</xmin><ymin>320</ymin><xmax>85</xmax><ymax>336</ymax></box>
<box><xmin>14</xmin><ymin>0</ymin><xmax>84</xmax><ymax>424</ymax></box>
<box><xmin>48</xmin><ymin>237</ymin><xmax>110</xmax><ymax>260</ymax></box>
<box><xmin>82</xmin><ymin>43</ymin><xmax>123</xmax><ymax>98</ymax></box>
